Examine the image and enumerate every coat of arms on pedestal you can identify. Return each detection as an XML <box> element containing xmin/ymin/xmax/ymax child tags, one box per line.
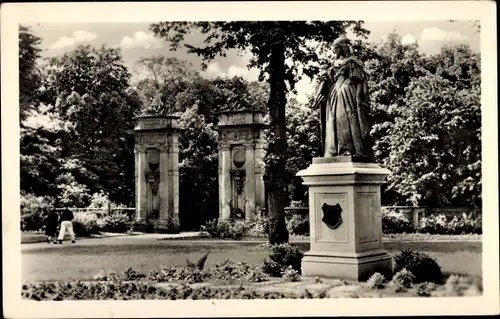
<box><xmin>321</xmin><ymin>203</ymin><xmax>342</xmax><ymax>230</ymax></box>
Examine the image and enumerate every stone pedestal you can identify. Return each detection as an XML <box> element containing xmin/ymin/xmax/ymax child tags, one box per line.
<box><xmin>297</xmin><ymin>157</ymin><xmax>393</xmax><ymax>281</ymax></box>
<box><xmin>216</xmin><ymin>110</ymin><xmax>266</xmax><ymax>220</ymax></box>
<box><xmin>134</xmin><ymin>115</ymin><xmax>180</xmax><ymax>233</ymax></box>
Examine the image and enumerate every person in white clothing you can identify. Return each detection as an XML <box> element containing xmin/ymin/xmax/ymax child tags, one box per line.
<box><xmin>57</xmin><ymin>208</ymin><xmax>76</xmax><ymax>244</ymax></box>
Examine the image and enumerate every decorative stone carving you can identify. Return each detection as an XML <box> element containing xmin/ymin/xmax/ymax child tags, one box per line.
<box><xmin>233</xmin><ymin>170</ymin><xmax>245</xmax><ymax>195</ymax></box>
<box><xmin>146</xmin><ymin>170</ymin><xmax>160</xmax><ymax>196</ymax></box>
<box><xmin>321</xmin><ymin>203</ymin><xmax>342</xmax><ymax>230</ymax></box>
<box><xmin>216</xmin><ymin>110</ymin><xmax>266</xmax><ymax>220</ymax></box>
<box><xmin>134</xmin><ymin>115</ymin><xmax>181</xmax><ymax>233</ymax></box>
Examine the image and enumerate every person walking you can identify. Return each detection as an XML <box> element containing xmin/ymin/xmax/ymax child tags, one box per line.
<box><xmin>43</xmin><ymin>209</ymin><xmax>59</xmax><ymax>244</ymax></box>
<box><xmin>57</xmin><ymin>208</ymin><xmax>76</xmax><ymax>244</ymax></box>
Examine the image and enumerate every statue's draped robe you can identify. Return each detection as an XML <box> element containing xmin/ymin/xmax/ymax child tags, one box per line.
<box><xmin>313</xmin><ymin>57</ymin><xmax>374</xmax><ymax>159</ymax></box>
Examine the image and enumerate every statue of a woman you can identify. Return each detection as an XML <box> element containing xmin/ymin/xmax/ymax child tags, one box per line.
<box><xmin>313</xmin><ymin>34</ymin><xmax>374</xmax><ymax>160</ymax></box>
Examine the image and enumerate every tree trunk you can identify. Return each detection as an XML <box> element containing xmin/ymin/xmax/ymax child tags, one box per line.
<box><xmin>265</xmin><ymin>30</ymin><xmax>289</xmax><ymax>245</ymax></box>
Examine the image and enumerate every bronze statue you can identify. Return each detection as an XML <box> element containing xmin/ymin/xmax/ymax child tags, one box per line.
<box><xmin>313</xmin><ymin>34</ymin><xmax>374</xmax><ymax>160</ymax></box>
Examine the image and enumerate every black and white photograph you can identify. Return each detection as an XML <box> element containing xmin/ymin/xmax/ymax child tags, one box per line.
<box><xmin>2</xmin><ymin>1</ymin><xmax>498</xmax><ymax>318</ymax></box>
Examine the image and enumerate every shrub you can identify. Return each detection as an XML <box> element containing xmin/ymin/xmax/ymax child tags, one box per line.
<box><xmin>390</xmin><ymin>268</ymin><xmax>415</xmax><ymax>289</ymax></box>
<box><xmin>98</xmin><ymin>212</ymin><xmax>131</xmax><ymax>233</ymax></box>
<box><xmin>393</xmin><ymin>249</ymin><xmax>443</xmax><ymax>284</ymax></box>
<box><xmin>263</xmin><ymin>244</ymin><xmax>304</xmax><ymax>277</ymax></box>
<box><xmin>147</xmin><ymin>265</ymin><xmax>209</xmax><ymax>284</ymax></box>
<box><xmin>418</xmin><ymin>213</ymin><xmax>482</xmax><ymax>235</ymax></box>
<box><xmin>365</xmin><ymin>272</ymin><xmax>385</xmax><ymax>289</ymax></box>
<box><xmin>440</xmin><ymin>213</ymin><xmax>481</xmax><ymax>235</ymax></box>
<box><xmin>72</xmin><ymin>211</ymin><xmax>101</xmax><ymax>236</ymax></box>
<box><xmin>200</xmin><ymin>219</ymin><xmax>247</xmax><ymax>240</ymax></box>
<box><xmin>281</xmin><ymin>266</ymin><xmax>301</xmax><ymax>282</ymax></box>
<box><xmin>286</xmin><ymin>214</ymin><xmax>309</xmax><ymax>236</ymax></box>
<box><xmin>443</xmin><ymin>275</ymin><xmax>482</xmax><ymax>296</ymax></box>
<box><xmin>20</xmin><ymin>193</ymin><xmax>55</xmax><ymax>231</ymax></box>
<box><xmin>414</xmin><ymin>282</ymin><xmax>437</xmax><ymax>297</ymax></box>
<box><xmin>382</xmin><ymin>209</ymin><xmax>414</xmax><ymax>234</ymax></box>
<box><xmin>245</xmin><ymin>214</ymin><xmax>269</xmax><ymax>238</ymax></box>
<box><xmin>418</xmin><ymin>214</ymin><xmax>448</xmax><ymax>234</ymax></box>
<box><xmin>22</xmin><ymin>280</ymin><xmax>301</xmax><ymax>300</ymax></box>
<box><xmin>56</xmin><ymin>175</ymin><xmax>91</xmax><ymax>207</ymax></box>
<box><xmin>229</xmin><ymin>221</ymin><xmax>247</xmax><ymax>239</ymax></box>
<box><xmin>209</xmin><ymin>259</ymin><xmax>266</xmax><ymax>283</ymax></box>
<box><xmin>87</xmin><ymin>191</ymin><xmax>111</xmax><ymax>209</ymax></box>
<box><xmin>123</xmin><ymin>267</ymin><xmax>146</xmax><ymax>281</ymax></box>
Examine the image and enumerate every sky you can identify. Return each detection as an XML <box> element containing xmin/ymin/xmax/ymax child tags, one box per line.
<box><xmin>27</xmin><ymin>20</ymin><xmax>480</xmax><ymax>103</ymax></box>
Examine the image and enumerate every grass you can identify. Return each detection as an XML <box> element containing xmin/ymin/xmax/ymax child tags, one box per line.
<box><xmin>22</xmin><ymin>238</ymin><xmax>482</xmax><ymax>282</ymax></box>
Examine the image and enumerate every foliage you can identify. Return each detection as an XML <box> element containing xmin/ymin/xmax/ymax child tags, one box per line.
<box><xmin>19</xmin><ymin>25</ymin><xmax>43</xmax><ymax>121</ymax></box>
<box><xmin>286</xmin><ymin>214</ymin><xmax>310</xmax><ymax>236</ymax></box>
<box><xmin>244</xmin><ymin>214</ymin><xmax>269</xmax><ymax>238</ymax></box>
<box><xmin>389</xmin><ymin>269</ymin><xmax>416</xmax><ymax>291</ymax></box>
<box><xmin>381</xmin><ymin>209</ymin><xmax>482</xmax><ymax>235</ymax></box>
<box><xmin>146</xmin><ymin>258</ymin><xmax>266</xmax><ymax>284</ymax></box>
<box><xmin>22</xmin><ymin>280</ymin><xmax>302</xmax><ymax>301</ymax></box>
<box><xmin>20</xmin><ymin>193</ymin><xmax>55</xmax><ymax>231</ymax></box>
<box><xmin>200</xmin><ymin>219</ymin><xmax>247</xmax><ymax>240</ymax></box>
<box><xmin>209</xmin><ymin>259</ymin><xmax>267</xmax><ymax>283</ymax></box>
<box><xmin>87</xmin><ymin>191</ymin><xmax>111</xmax><ymax>209</ymax></box>
<box><xmin>98</xmin><ymin>212</ymin><xmax>131</xmax><ymax>233</ymax></box>
<box><xmin>382</xmin><ymin>45</ymin><xmax>481</xmax><ymax>207</ymax></box>
<box><xmin>40</xmin><ymin>45</ymin><xmax>142</xmax><ymax>206</ymax></box>
<box><xmin>147</xmin><ymin>265</ymin><xmax>209</xmax><ymax>284</ymax></box>
<box><xmin>72</xmin><ymin>211</ymin><xmax>101</xmax><ymax>237</ymax></box>
<box><xmin>55</xmin><ymin>172</ymin><xmax>91</xmax><ymax>207</ymax></box>
<box><xmin>262</xmin><ymin>244</ymin><xmax>304</xmax><ymax>277</ymax></box>
<box><xmin>442</xmin><ymin>275</ymin><xmax>482</xmax><ymax>296</ymax></box>
<box><xmin>134</xmin><ymin>56</ymin><xmax>202</xmax><ymax>114</ymax></box>
<box><xmin>281</xmin><ymin>266</ymin><xmax>301</xmax><ymax>282</ymax></box>
<box><xmin>413</xmin><ymin>282</ymin><xmax>437</xmax><ymax>297</ymax></box>
<box><xmin>419</xmin><ymin>213</ymin><xmax>481</xmax><ymax>235</ymax></box>
<box><xmin>177</xmin><ymin>104</ymin><xmax>219</xmax><ymax>231</ymax></box>
<box><xmin>20</xmin><ymin>104</ymin><xmax>67</xmax><ymax>199</ymax></box>
<box><xmin>123</xmin><ymin>267</ymin><xmax>146</xmax><ymax>281</ymax></box>
<box><xmin>381</xmin><ymin>209</ymin><xmax>414</xmax><ymax>234</ymax></box>
<box><xmin>393</xmin><ymin>250</ymin><xmax>443</xmax><ymax>284</ymax></box>
<box><xmin>284</xmin><ymin>98</ymin><xmax>321</xmax><ymax>204</ymax></box>
<box><xmin>365</xmin><ymin>272</ymin><xmax>386</xmax><ymax>289</ymax></box>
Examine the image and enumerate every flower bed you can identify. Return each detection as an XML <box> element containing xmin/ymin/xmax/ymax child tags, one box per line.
<box><xmin>21</xmin><ymin>243</ymin><xmax>482</xmax><ymax>300</ymax></box>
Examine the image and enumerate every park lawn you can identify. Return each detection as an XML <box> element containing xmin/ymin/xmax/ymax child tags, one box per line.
<box><xmin>22</xmin><ymin>239</ymin><xmax>482</xmax><ymax>282</ymax></box>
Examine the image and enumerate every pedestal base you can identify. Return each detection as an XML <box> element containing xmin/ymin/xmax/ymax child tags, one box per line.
<box><xmin>301</xmin><ymin>249</ymin><xmax>393</xmax><ymax>282</ymax></box>
<box><xmin>297</xmin><ymin>156</ymin><xmax>393</xmax><ymax>282</ymax></box>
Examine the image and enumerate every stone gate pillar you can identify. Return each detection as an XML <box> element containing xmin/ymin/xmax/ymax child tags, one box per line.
<box><xmin>134</xmin><ymin>115</ymin><xmax>180</xmax><ymax>233</ymax></box>
<box><xmin>217</xmin><ymin>110</ymin><xmax>266</xmax><ymax>221</ymax></box>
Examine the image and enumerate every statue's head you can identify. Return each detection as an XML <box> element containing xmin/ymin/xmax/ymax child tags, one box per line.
<box><xmin>333</xmin><ymin>34</ymin><xmax>351</xmax><ymax>58</ymax></box>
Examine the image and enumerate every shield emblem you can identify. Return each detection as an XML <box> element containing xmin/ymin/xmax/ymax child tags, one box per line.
<box><xmin>321</xmin><ymin>203</ymin><xmax>343</xmax><ymax>230</ymax></box>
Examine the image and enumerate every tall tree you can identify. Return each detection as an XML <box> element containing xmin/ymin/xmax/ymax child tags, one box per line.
<box><xmin>19</xmin><ymin>25</ymin><xmax>43</xmax><ymax>121</ymax></box>
<box><xmin>42</xmin><ymin>45</ymin><xmax>142</xmax><ymax>205</ymax></box>
<box><xmin>149</xmin><ymin>21</ymin><xmax>369</xmax><ymax>244</ymax></box>
<box><xmin>383</xmin><ymin>44</ymin><xmax>481</xmax><ymax>207</ymax></box>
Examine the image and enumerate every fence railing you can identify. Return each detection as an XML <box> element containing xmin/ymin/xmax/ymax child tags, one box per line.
<box><xmin>54</xmin><ymin>206</ymin><xmax>136</xmax><ymax>219</ymax></box>
<box><xmin>56</xmin><ymin>205</ymin><xmax>480</xmax><ymax>229</ymax></box>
